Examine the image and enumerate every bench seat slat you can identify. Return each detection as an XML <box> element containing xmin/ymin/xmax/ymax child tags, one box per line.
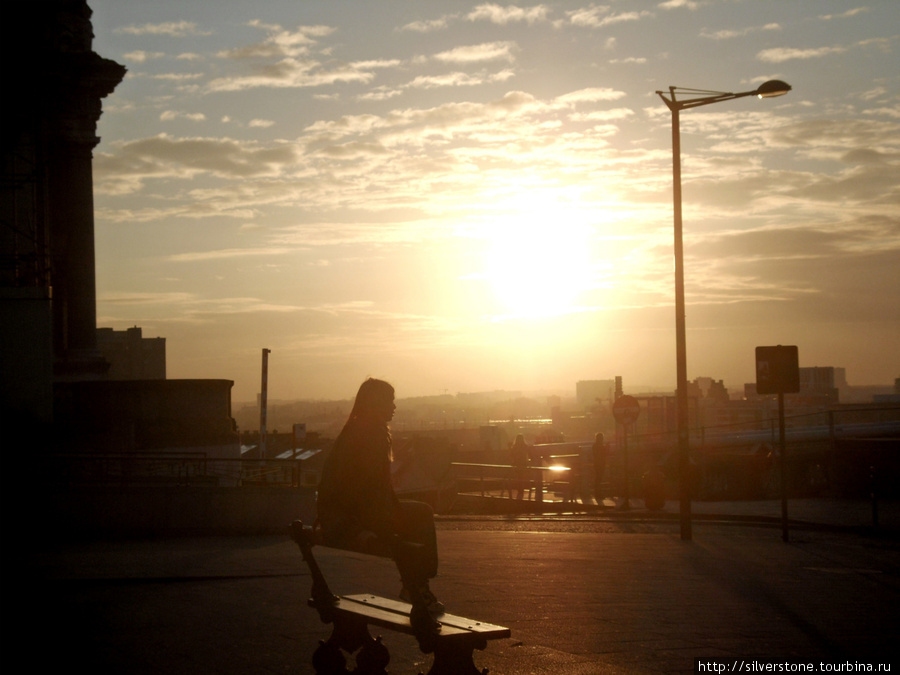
<box><xmin>310</xmin><ymin>596</ymin><xmax>468</xmax><ymax>637</ymax></box>
<box><xmin>312</xmin><ymin>594</ymin><xmax>510</xmax><ymax>641</ymax></box>
<box><xmin>345</xmin><ymin>595</ymin><xmax>510</xmax><ymax>638</ymax></box>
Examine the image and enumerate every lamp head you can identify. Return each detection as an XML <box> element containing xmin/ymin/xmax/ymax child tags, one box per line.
<box><xmin>755</xmin><ymin>80</ymin><xmax>792</xmax><ymax>99</ymax></box>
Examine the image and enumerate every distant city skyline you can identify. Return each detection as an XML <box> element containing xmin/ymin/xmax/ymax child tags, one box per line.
<box><xmin>89</xmin><ymin>1</ymin><xmax>900</xmax><ymax>402</ymax></box>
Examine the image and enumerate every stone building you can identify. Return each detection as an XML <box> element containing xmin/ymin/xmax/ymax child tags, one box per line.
<box><xmin>1</xmin><ymin>0</ymin><xmax>125</xmax><ymax>423</ymax></box>
<box><xmin>2</xmin><ymin>3</ymin><xmax>239</xmax><ymax>471</ymax></box>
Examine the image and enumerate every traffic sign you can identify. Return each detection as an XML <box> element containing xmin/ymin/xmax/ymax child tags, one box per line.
<box><xmin>756</xmin><ymin>345</ymin><xmax>799</xmax><ymax>395</ymax></box>
<box><xmin>612</xmin><ymin>395</ymin><xmax>640</xmax><ymax>425</ymax></box>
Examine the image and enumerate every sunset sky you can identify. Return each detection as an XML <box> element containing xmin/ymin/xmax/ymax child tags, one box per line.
<box><xmin>88</xmin><ymin>1</ymin><xmax>900</xmax><ymax>403</ymax></box>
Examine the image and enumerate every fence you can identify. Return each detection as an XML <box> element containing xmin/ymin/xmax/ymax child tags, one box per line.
<box><xmin>36</xmin><ymin>454</ymin><xmax>312</xmax><ymax>488</ymax></box>
<box><xmin>450</xmin><ymin>462</ymin><xmax>573</xmax><ymax>504</ymax></box>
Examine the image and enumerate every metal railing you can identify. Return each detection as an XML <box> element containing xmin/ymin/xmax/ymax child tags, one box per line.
<box><xmin>450</xmin><ymin>462</ymin><xmax>571</xmax><ymax>503</ymax></box>
<box><xmin>36</xmin><ymin>454</ymin><xmax>314</xmax><ymax>488</ymax></box>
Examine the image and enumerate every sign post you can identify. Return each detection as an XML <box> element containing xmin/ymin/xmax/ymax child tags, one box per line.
<box><xmin>756</xmin><ymin>345</ymin><xmax>800</xmax><ymax>542</ymax></box>
<box><xmin>259</xmin><ymin>348</ymin><xmax>271</xmax><ymax>465</ymax></box>
<box><xmin>292</xmin><ymin>423</ymin><xmax>307</xmax><ymax>460</ymax></box>
<box><xmin>612</xmin><ymin>395</ymin><xmax>641</xmax><ymax>510</ymax></box>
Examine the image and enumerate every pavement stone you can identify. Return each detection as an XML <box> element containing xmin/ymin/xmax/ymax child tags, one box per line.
<box><xmin>10</xmin><ymin>499</ymin><xmax>900</xmax><ymax>674</ymax></box>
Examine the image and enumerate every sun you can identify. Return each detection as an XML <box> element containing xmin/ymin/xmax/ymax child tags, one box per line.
<box><xmin>479</xmin><ymin>192</ymin><xmax>596</xmax><ymax>318</ymax></box>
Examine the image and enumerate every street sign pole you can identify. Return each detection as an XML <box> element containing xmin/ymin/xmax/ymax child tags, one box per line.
<box><xmin>779</xmin><ymin>391</ymin><xmax>788</xmax><ymax>542</ymax></box>
<box><xmin>755</xmin><ymin>345</ymin><xmax>799</xmax><ymax>543</ymax></box>
<box><xmin>621</xmin><ymin>422</ymin><xmax>630</xmax><ymax>510</ymax></box>
<box><xmin>612</xmin><ymin>396</ymin><xmax>641</xmax><ymax>512</ymax></box>
<box><xmin>259</xmin><ymin>348</ymin><xmax>271</xmax><ymax>465</ymax></box>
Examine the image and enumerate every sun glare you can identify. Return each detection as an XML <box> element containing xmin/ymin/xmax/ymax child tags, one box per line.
<box><xmin>480</xmin><ymin>193</ymin><xmax>596</xmax><ymax>318</ymax></box>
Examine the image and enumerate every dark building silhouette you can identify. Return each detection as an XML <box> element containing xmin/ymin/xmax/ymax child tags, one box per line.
<box><xmin>97</xmin><ymin>326</ymin><xmax>166</xmax><ymax>380</ymax></box>
<box><xmin>2</xmin><ymin>0</ymin><xmax>125</xmax><ymax>423</ymax></box>
<box><xmin>2</xmin><ymin>3</ymin><xmax>239</xmax><ymax>466</ymax></box>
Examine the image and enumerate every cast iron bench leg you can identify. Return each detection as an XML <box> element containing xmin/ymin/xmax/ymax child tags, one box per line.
<box><xmin>427</xmin><ymin>636</ymin><xmax>489</xmax><ymax>675</ymax></box>
<box><xmin>312</xmin><ymin>615</ymin><xmax>390</xmax><ymax>675</ymax></box>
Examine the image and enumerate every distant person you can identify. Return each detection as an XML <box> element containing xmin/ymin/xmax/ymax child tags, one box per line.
<box><xmin>316</xmin><ymin>378</ymin><xmax>443</xmax><ymax>630</ymax></box>
<box><xmin>510</xmin><ymin>433</ymin><xmax>531</xmax><ymax>500</ymax></box>
<box><xmin>592</xmin><ymin>432</ymin><xmax>608</xmax><ymax>503</ymax></box>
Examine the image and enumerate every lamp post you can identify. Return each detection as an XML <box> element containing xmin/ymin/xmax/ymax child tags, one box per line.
<box><xmin>657</xmin><ymin>80</ymin><xmax>791</xmax><ymax>542</ymax></box>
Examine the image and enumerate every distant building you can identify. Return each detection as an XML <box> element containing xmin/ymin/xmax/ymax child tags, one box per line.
<box><xmin>873</xmin><ymin>377</ymin><xmax>900</xmax><ymax>404</ymax></box>
<box><xmin>798</xmin><ymin>366</ymin><xmax>840</xmax><ymax>404</ymax></box>
<box><xmin>96</xmin><ymin>326</ymin><xmax>166</xmax><ymax>380</ymax></box>
<box><xmin>745</xmin><ymin>366</ymin><xmax>841</xmax><ymax>405</ymax></box>
<box><xmin>576</xmin><ymin>379</ymin><xmax>616</xmax><ymax>409</ymax></box>
<box><xmin>689</xmin><ymin>377</ymin><xmax>727</xmax><ymax>402</ymax></box>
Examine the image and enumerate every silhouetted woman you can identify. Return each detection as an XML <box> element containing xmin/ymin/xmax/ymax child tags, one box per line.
<box><xmin>316</xmin><ymin>378</ymin><xmax>443</xmax><ymax>628</ymax></box>
<box><xmin>592</xmin><ymin>432</ymin><xmax>608</xmax><ymax>502</ymax></box>
<box><xmin>510</xmin><ymin>433</ymin><xmax>531</xmax><ymax>500</ymax></box>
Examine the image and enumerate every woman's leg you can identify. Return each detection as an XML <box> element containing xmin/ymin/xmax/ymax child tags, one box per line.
<box><xmin>393</xmin><ymin>500</ymin><xmax>438</xmax><ymax>578</ymax></box>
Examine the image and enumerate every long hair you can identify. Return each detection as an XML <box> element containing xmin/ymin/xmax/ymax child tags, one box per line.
<box><xmin>347</xmin><ymin>378</ymin><xmax>395</xmax><ymax>422</ymax></box>
<box><xmin>339</xmin><ymin>378</ymin><xmax>394</xmax><ymax>460</ymax></box>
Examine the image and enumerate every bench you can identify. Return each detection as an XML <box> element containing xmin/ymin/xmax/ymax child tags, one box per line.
<box><xmin>290</xmin><ymin>520</ymin><xmax>510</xmax><ymax>675</ymax></box>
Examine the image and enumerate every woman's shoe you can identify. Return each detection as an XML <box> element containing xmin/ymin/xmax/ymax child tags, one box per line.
<box><xmin>400</xmin><ymin>582</ymin><xmax>445</xmax><ymax>615</ymax></box>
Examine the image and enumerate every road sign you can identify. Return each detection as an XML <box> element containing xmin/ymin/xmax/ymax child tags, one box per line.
<box><xmin>756</xmin><ymin>345</ymin><xmax>799</xmax><ymax>395</ymax></box>
<box><xmin>612</xmin><ymin>395</ymin><xmax>640</xmax><ymax>425</ymax></box>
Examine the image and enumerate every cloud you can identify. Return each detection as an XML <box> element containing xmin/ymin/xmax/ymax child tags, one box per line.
<box><xmin>788</xmin><ymin>164</ymin><xmax>900</xmax><ymax>204</ymax></box>
<box><xmin>757</xmin><ymin>46</ymin><xmax>847</xmax><ymax>62</ymax></box>
<box><xmin>204</xmin><ymin>22</ymin><xmax>383</xmax><ymax>92</ymax></box>
<box><xmin>857</xmin><ymin>37</ymin><xmax>893</xmax><ymax>54</ymax></box>
<box><xmin>700</xmin><ymin>23</ymin><xmax>781</xmax><ymax>40</ymax></box>
<box><xmin>658</xmin><ymin>0</ymin><xmax>699</xmax><ymax>9</ymax></box>
<box><xmin>399</xmin><ymin>16</ymin><xmax>455</xmax><ymax>32</ymax></box>
<box><xmin>356</xmin><ymin>68</ymin><xmax>517</xmax><ymax>102</ymax></box>
<box><xmin>569</xmin><ymin>107</ymin><xmax>635</xmax><ymax>122</ymax></box>
<box><xmin>692</xmin><ymin>219</ymin><xmax>900</xmax><ymax>273</ymax></box>
<box><xmin>564</xmin><ymin>6</ymin><xmax>652</xmax><ymax>28</ymax></box>
<box><xmin>314</xmin><ymin>141</ymin><xmax>391</xmax><ymax>159</ymax></box>
<box><xmin>554</xmin><ymin>88</ymin><xmax>627</xmax><ymax>104</ymax></box>
<box><xmin>841</xmin><ymin>149</ymin><xmax>890</xmax><ymax>165</ymax></box>
<box><xmin>206</xmin><ymin>57</ymin><xmax>400</xmax><ymax>92</ymax></box>
<box><xmin>859</xmin><ymin>87</ymin><xmax>887</xmax><ymax>102</ymax></box>
<box><xmin>403</xmin><ymin>69</ymin><xmax>516</xmax><ymax>90</ymax></box>
<box><xmin>221</xmin><ymin>22</ymin><xmax>335</xmax><ymax>60</ymax></box>
<box><xmin>306</xmin><ymin>90</ymin><xmax>551</xmax><ymax>143</ymax></box>
<box><xmin>160</xmin><ymin>110</ymin><xmax>206</xmax><ymax>122</ymax></box>
<box><xmin>152</xmin><ymin>72</ymin><xmax>204</xmax><ymax>81</ymax></box>
<box><xmin>466</xmin><ymin>4</ymin><xmax>551</xmax><ymax>25</ymax></box>
<box><xmin>819</xmin><ymin>7</ymin><xmax>868</xmax><ymax>21</ymax></box>
<box><xmin>96</xmin><ymin>203</ymin><xmax>257</xmax><ymax>222</ymax></box>
<box><xmin>123</xmin><ymin>50</ymin><xmax>165</xmax><ymax>63</ymax></box>
<box><xmin>357</xmin><ymin>88</ymin><xmax>404</xmax><ymax>102</ymax></box>
<box><xmin>768</xmin><ymin>118</ymin><xmax>900</xmax><ymax>152</ymax></box>
<box><xmin>93</xmin><ymin>133</ymin><xmax>298</xmax><ymax>195</ymax></box>
<box><xmin>101</xmin><ymin>291</ymin><xmax>196</xmax><ymax>305</ymax></box>
<box><xmin>687</xmin><ymin>217</ymin><xmax>900</xmax><ymax>321</ymax></box>
<box><xmin>863</xmin><ymin>106</ymin><xmax>900</xmax><ymax>120</ymax></box>
<box><xmin>273</xmin><ymin>222</ymin><xmax>444</xmax><ymax>248</ymax></box>
<box><xmin>167</xmin><ymin>247</ymin><xmax>292</xmax><ymax>262</ymax></box>
<box><xmin>433</xmin><ymin>41</ymin><xmax>518</xmax><ymax>64</ymax></box>
<box><xmin>115</xmin><ymin>21</ymin><xmax>210</xmax><ymax>37</ymax></box>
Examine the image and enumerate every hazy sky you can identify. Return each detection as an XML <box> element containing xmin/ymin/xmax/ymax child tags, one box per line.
<box><xmin>88</xmin><ymin>1</ymin><xmax>900</xmax><ymax>403</ymax></box>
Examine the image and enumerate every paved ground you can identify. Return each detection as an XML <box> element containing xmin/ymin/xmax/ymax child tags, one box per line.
<box><xmin>12</xmin><ymin>499</ymin><xmax>900</xmax><ymax>674</ymax></box>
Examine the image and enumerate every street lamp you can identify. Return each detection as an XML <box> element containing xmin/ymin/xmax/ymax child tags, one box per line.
<box><xmin>656</xmin><ymin>80</ymin><xmax>791</xmax><ymax>542</ymax></box>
